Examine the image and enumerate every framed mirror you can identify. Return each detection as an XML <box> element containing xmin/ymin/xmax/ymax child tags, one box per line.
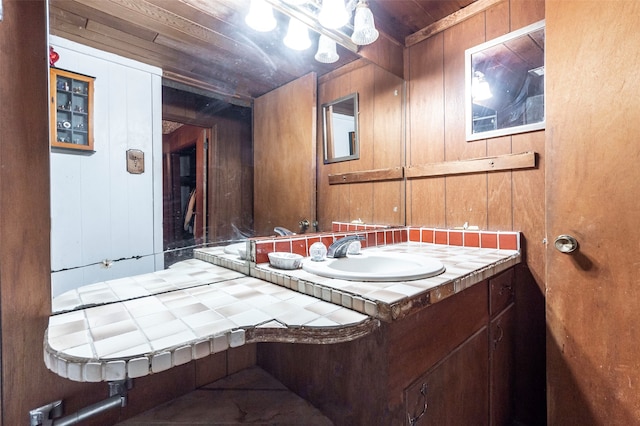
<box><xmin>322</xmin><ymin>93</ymin><xmax>359</xmax><ymax>163</ymax></box>
<box><xmin>465</xmin><ymin>20</ymin><xmax>545</xmax><ymax>141</ymax></box>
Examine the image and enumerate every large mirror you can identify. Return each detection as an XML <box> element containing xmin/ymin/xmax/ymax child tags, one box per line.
<box><xmin>465</xmin><ymin>20</ymin><xmax>545</xmax><ymax>141</ymax></box>
<box><xmin>322</xmin><ymin>93</ymin><xmax>359</xmax><ymax>163</ymax></box>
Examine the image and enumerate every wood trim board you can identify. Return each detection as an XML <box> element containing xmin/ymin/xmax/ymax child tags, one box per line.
<box><xmin>328</xmin><ymin>152</ymin><xmax>536</xmax><ymax>184</ymax></box>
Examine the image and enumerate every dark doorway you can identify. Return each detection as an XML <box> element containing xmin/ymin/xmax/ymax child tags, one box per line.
<box><xmin>162</xmin><ymin>124</ymin><xmax>208</xmax><ymax>266</ymax></box>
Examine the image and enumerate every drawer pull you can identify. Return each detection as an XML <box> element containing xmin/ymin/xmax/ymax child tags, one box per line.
<box><xmin>407</xmin><ymin>383</ymin><xmax>428</xmax><ymax>425</ymax></box>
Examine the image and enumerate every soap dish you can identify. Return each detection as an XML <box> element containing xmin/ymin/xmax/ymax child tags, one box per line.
<box><xmin>268</xmin><ymin>252</ymin><xmax>303</xmax><ymax>270</ymax></box>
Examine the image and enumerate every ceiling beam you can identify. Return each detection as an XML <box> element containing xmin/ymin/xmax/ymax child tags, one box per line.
<box><xmin>405</xmin><ymin>0</ymin><xmax>506</xmax><ymax>47</ymax></box>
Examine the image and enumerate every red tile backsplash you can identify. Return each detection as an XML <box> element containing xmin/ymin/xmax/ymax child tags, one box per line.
<box><xmin>255</xmin><ymin>241</ymin><xmax>274</xmax><ymax>264</ymax></box>
<box><xmin>481</xmin><ymin>233</ymin><xmax>498</xmax><ymax>249</ymax></box>
<box><xmin>464</xmin><ymin>232</ymin><xmax>480</xmax><ymax>247</ymax></box>
<box><xmin>291</xmin><ymin>239</ymin><xmax>307</xmax><ymax>257</ymax></box>
<box><xmin>499</xmin><ymin>233</ymin><xmax>518</xmax><ymax>250</ymax></box>
<box><xmin>435</xmin><ymin>230</ymin><xmax>448</xmax><ymax>245</ymax></box>
<box><xmin>449</xmin><ymin>231</ymin><xmax>463</xmax><ymax>246</ymax></box>
<box><xmin>246</xmin><ymin>224</ymin><xmax>520</xmax><ymax>264</ymax></box>
<box><xmin>275</xmin><ymin>240</ymin><xmax>290</xmax><ymax>253</ymax></box>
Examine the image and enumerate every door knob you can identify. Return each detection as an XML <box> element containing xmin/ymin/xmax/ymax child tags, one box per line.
<box><xmin>554</xmin><ymin>234</ymin><xmax>578</xmax><ymax>253</ymax></box>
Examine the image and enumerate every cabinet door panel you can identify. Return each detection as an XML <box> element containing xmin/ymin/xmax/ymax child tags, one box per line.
<box><xmin>490</xmin><ymin>303</ymin><xmax>515</xmax><ymax>425</ymax></box>
<box><xmin>405</xmin><ymin>327</ymin><xmax>489</xmax><ymax>426</ymax></box>
<box><xmin>489</xmin><ymin>268</ymin><xmax>514</xmax><ymax>317</ymax></box>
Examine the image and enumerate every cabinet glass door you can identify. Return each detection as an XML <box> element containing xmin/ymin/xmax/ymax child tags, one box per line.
<box><xmin>50</xmin><ymin>68</ymin><xmax>94</xmax><ymax>151</ymax></box>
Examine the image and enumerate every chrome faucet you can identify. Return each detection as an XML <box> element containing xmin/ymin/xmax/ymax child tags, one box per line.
<box><xmin>274</xmin><ymin>226</ymin><xmax>294</xmax><ymax>236</ymax></box>
<box><xmin>327</xmin><ymin>235</ymin><xmax>365</xmax><ymax>258</ymax></box>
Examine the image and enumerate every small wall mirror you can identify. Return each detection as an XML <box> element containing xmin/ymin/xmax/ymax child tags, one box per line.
<box><xmin>322</xmin><ymin>93</ymin><xmax>359</xmax><ymax>163</ymax></box>
<box><xmin>465</xmin><ymin>20</ymin><xmax>545</xmax><ymax>141</ymax></box>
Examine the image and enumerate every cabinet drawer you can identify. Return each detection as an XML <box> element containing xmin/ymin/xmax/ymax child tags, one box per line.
<box><xmin>405</xmin><ymin>328</ymin><xmax>489</xmax><ymax>425</ymax></box>
<box><xmin>489</xmin><ymin>268</ymin><xmax>514</xmax><ymax>317</ymax></box>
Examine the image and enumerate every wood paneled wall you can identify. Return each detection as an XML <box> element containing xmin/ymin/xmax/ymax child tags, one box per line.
<box><xmin>317</xmin><ymin>59</ymin><xmax>405</xmax><ymax>230</ymax></box>
<box><xmin>254</xmin><ymin>73</ymin><xmax>317</xmax><ymax>236</ymax></box>
<box><xmin>406</xmin><ymin>0</ymin><xmax>545</xmax><ymax>281</ymax></box>
<box><xmin>207</xmin><ymin>115</ymin><xmax>253</xmax><ymax>242</ymax></box>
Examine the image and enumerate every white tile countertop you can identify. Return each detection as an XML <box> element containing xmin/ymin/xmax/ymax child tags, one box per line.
<box><xmin>198</xmin><ymin>242</ymin><xmax>521</xmax><ymax>322</ymax></box>
<box><xmin>46</xmin><ymin>240</ymin><xmax>520</xmax><ymax>383</ymax></box>
<box><xmin>46</xmin><ymin>260</ymin><xmax>376</xmax><ymax>383</ymax></box>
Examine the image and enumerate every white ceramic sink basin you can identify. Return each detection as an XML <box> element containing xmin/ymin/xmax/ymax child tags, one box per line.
<box><xmin>302</xmin><ymin>251</ymin><xmax>445</xmax><ymax>282</ymax></box>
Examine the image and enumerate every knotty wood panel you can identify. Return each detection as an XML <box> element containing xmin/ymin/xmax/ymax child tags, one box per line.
<box><xmin>254</xmin><ymin>73</ymin><xmax>317</xmax><ymax>236</ymax></box>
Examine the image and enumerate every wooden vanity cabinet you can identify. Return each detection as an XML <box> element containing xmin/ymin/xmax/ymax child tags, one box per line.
<box><xmin>258</xmin><ymin>267</ymin><xmax>517</xmax><ymax>426</ymax></box>
<box><xmin>403</xmin><ymin>268</ymin><xmax>516</xmax><ymax>426</ymax></box>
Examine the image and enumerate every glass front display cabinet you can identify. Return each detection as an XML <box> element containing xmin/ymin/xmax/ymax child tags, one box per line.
<box><xmin>50</xmin><ymin>68</ymin><xmax>94</xmax><ymax>152</ymax></box>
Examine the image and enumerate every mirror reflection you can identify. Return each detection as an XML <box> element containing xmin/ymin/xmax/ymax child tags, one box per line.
<box><xmin>49</xmin><ymin>38</ymin><xmax>404</xmax><ymax>314</ymax></box>
<box><xmin>322</xmin><ymin>93</ymin><xmax>359</xmax><ymax>163</ymax></box>
<box><xmin>465</xmin><ymin>20</ymin><xmax>545</xmax><ymax>141</ymax></box>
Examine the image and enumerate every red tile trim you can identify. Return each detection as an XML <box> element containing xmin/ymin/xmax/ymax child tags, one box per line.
<box><xmin>255</xmin><ymin>241</ymin><xmax>274</xmax><ymax>264</ymax></box>
<box><xmin>481</xmin><ymin>233</ymin><xmax>498</xmax><ymax>249</ymax></box>
<box><xmin>248</xmin><ymin>227</ymin><xmax>520</xmax><ymax>263</ymax></box>
<box><xmin>422</xmin><ymin>229</ymin><xmax>434</xmax><ymax>243</ymax></box>
<box><xmin>274</xmin><ymin>240</ymin><xmax>290</xmax><ymax>253</ymax></box>
<box><xmin>499</xmin><ymin>233</ymin><xmax>518</xmax><ymax>250</ymax></box>
<box><xmin>449</xmin><ymin>231</ymin><xmax>463</xmax><ymax>246</ymax></box>
<box><xmin>464</xmin><ymin>232</ymin><xmax>480</xmax><ymax>247</ymax></box>
<box><xmin>435</xmin><ymin>230</ymin><xmax>448</xmax><ymax>245</ymax></box>
<box><xmin>406</xmin><ymin>227</ymin><xmax>520</xmax><ymax>250</ymax></box>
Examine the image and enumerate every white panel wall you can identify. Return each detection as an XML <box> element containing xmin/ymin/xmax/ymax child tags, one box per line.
<box><xmin>50</xmin><ymin>36</ymin><xmax>163</xmax><ymax>297</ymax></box>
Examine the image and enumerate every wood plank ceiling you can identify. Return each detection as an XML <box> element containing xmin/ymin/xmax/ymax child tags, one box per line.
<box><xmin>49</xmin><ymin>0</ymin><xmax>476</xmax><ymax>111</ymax></box>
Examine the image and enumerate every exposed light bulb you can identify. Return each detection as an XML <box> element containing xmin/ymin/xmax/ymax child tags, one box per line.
<box><xmin>284</xmin><ymin>18</ymin><xmax>311</xmax><ymax>50</ymax></box>
<box><xmin>245</xmin><ymin>0</ymin><xmax>277</xmax><ymax>32</ymax></box>
<box><xmin>318</xmin><ymin>0</ymin><xmax>349</xmax><ymax>29</ymax></box>
<box><xmin>315</xmin><ymin>34</ymin><xmax>339</xmax><ymax>63</ymax></box>
<box><xmin>472</xmin><ymin>71</ymin><xmax>493</xmax><ymax>101</ymax></box>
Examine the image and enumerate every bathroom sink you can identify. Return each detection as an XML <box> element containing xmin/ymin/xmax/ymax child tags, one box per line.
<box><xmin>302</xmin><ymin>251</ymin><xmax>445</xmax><ymax>282</ymax></box>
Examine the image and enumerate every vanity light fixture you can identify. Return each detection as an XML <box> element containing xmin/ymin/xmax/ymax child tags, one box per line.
<box><xmin>245</xmin><ymin>0</ymin><xmax>379</xmax><ymax>63</ymax></box>
<box><xmin>351</xmin><ymin>0</ymin><xmax>379</xmax><ymax>45</ymax></box>
<box><xmin>284</xmin><ymin>17</ymin><xmax>312</xmax><ymax>50</ymax></box>
<box><xmin>318</xmin><ymin>0</ymin><xmax>349</xmax><ymax>29</ymax></box>
<box><xmin>315</xmin><ymin>34</ymin><xmax>339</xmax><ymax>63</ymax></box>
<box><xmin>245</xmin><ymin>0</ymin><xmax>277</xmax><ymax>32</ymax></box>
<box><xmin>472</xmin><ymin>71</ymin><xmax>493</xmax><ymax>101</ymax></box>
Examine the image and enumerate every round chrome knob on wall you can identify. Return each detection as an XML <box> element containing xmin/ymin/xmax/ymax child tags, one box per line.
<box><xmin>554</xmin><ymin>234</ymin><xmax>579</xmax><ymax>253</ymax></box>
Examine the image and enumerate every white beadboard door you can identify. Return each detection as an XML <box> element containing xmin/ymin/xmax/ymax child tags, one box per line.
<box><xmin>50</xmin><ymin>36</ymin><xmax>162</xmax><ymax>297</ymax></box>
